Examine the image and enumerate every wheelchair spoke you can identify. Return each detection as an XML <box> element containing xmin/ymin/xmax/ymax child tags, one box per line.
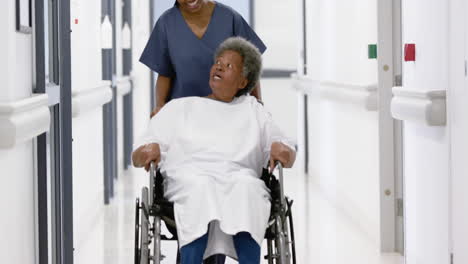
<box><xmin>141</xmin><ymin>188</ymin><xmax>150</xmax><ymax>264</ymax></box>
<box><xmin>135</xmin><ymin>198</ymin><xmax>141</xmax><ymax>264</ymax></box>
<box><xmin>153</xmin><ymin>216</ymin><xmax>162</xmax><ymax>264</ymax></box>
<box><xmin>266</xmin><ymin>238</ymin><xmax>274</xmax><ymax>264</ymax></box>
<box><xmin>286</xmin><ymin>200</ymin><xmax>297</xmax><ymax>264</ymax></box>
<box><xmin>275</xmin><ymin>215</ymin><xmax>291</xmax><ymax>264</ymax></box>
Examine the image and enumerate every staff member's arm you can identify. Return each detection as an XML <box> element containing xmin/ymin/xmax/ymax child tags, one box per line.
<box><xmin>151</xmin><ymin>75</ymin><xmax>172</xmax><ymax>117</ymax></box>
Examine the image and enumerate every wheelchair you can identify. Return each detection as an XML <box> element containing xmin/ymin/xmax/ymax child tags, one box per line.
<box><xmin>134</xmin><ymin>162</ymin><xmax>296</xmax><ymax>264</ymax></box>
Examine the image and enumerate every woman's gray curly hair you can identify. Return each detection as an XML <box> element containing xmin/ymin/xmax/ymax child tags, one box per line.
<box><xmin>214</xmin><ymin>37</ymin><xmax>262</xmax><ymax>97</ymax></box>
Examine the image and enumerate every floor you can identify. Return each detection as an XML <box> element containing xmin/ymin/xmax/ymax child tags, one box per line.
<box><xmin>77</xmin><ymin>79</ymin><xmax>405</xmax><ymax>264</ymax></box>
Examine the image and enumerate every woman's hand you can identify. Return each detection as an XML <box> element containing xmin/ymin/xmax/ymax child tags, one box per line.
<box><xmin>132</xmin><ymin>143</ymin><xmax>161</xmax><ymax>171</ymax></box>
<box><xmin>269</xmin><ymin>142</ymin><xmax>296</xmax><ymax>172</ymax></box>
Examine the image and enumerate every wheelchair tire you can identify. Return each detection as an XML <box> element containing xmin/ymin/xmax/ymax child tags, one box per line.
<box><xmin>135</xmin><ymin>198</ymin><xmax>141</xmax><ymax>264</ymax></box>
<box><xmin>140</xmin><ymin>187</ymin><xmax>150</xmax><ymax>264</ymax></box>
<box><xmin>275</xmin><ymin>215</ymin><xmax>290</xmax><ymax>264</ymax></box>
<box><xmin>266</xmin><ymin>239</ymin><xmax>274</xmax><ymax>264</ymax></box>
<box><xmin>287</xmin><ymin>199</ymin><xmax>297</xmax><ymax>264</ymax></box>
<box><xmin>153</xmin><ymin>216</ymin><xmax>162</xmax><ymax>264</ymax></box>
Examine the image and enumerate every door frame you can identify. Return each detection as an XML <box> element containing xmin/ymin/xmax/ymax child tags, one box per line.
<box><xmin>34</xmin><ymin>0</ymin><xmax>74</xmax><ymax>263</ymax></box>
<box><xmin>377</xmin><ymin>0</ymin><xmax>404</xmax><ymax>254</ymax></box>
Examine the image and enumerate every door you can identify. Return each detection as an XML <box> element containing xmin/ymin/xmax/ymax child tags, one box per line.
<box><xmin>34</xmin><ymin>0</ymin><xmax>73</xmax><ymax>263</ymax></box>
<box><xmin>377</xmin><ymin>0</ymin><xmax>405</xmax><ymax>254</ymax></box>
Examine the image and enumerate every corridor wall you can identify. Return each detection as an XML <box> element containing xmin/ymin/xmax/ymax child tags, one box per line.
<box><xmin>302</xmin><ymin>0</ymin><xmax>382</xmax><ymax>262</ymax></box>
<box><xmin>71</xmin><ymin>0</ymin><xmax>154</xmax><ymax>262</ymax></box>
<box><xmin>255</xmin><ymin>0</ymin><xmax>299</xmax><ymax>70</ymax></box>
<box><xmin>399</xmin><ymin>1</ymin><xmax>450</xmax><ymax>263</ymax></box>
<box><xmin>132</xmin><ymin>0</ymin><xmax>152</xmax><ymax>156</ymax></box>
<box><xmin>449</xmin><ymin>1</ymin><xmax>468</xmax><ymax>263</ymax></box>
<box><xmin>70</xmin><ymin>0</ymin><xmax>107</xmax><ymax>262</ymax></box>
<box><xmin>0</xmin><ymin>1</ymin><xmax>39</xmax><ymax>263</ymax></box>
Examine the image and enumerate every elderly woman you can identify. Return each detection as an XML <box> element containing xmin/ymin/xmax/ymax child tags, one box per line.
<box><xmin>132</xmin><ymin>37</ymin><xmax>296</xmax><ymax>264</ymax></box>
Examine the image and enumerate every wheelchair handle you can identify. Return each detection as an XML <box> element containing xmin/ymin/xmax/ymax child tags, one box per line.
<box><xmin>272</xmin><ymin>162</ymin><xmax>286</xmax><ymax>210</ymax></box>
<box><xmin>149</xmin><ymin>162</ymin><xmax>157</xmax><ymax>207</ymax></box>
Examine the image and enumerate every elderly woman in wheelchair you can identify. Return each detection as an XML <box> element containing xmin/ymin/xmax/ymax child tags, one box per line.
<box><xmin>132</xmin><ymin>37</ymin><xmax>296</xmax><ymax>264</ymax></box>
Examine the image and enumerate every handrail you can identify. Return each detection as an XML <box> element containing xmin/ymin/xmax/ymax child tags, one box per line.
<box><xmin>391</xmin><ymin>86</ymin><xmax>446</xmax><ymax>126</ymax></box>
<box><xmin>71</xmin><ymin>83</ymin><xmax>112</xmax><ymax>117</ymax></box>
<box><xmin>0</xmin><ymin>94</ymin><xmax>50</xmax><ymax>148</ymax></box>
<box><xmin>291</xmin><ymin>74</ymin><xmax>378</xmax><ymax>111</ymax></box>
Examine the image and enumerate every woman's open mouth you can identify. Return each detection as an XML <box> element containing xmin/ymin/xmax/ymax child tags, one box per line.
<box><xmin>213</xmin><ymin>74</ymin><xmax>222</xmax><ymax>80</ymax></box>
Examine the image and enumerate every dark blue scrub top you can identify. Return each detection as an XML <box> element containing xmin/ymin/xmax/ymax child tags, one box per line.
<box><xmin>139</xmin><ymin>2</ymin><xmax>267</xmax><ymax>101</ymax></box>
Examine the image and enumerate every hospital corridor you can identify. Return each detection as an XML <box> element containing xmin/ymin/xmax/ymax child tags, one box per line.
<box><xmin>2</xmin><ymin>1</ymin><xmax>468</xmax><ymax>264</ymax></box>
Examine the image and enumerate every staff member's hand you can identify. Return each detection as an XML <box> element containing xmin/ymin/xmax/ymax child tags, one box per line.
<box><xmin>132</xmin><ymin>143</ymin><xmax>161</xmax><ymax>171</ymax></box>
<box><xmin>269</xmin><ymin>142</ymin><xmax>296</xmax><ymax>172</ymax></box>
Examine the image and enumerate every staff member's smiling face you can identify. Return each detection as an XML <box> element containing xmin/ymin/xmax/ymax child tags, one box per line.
<box><xmin>176</xmin><ymin>0</ymin><xmax>206</xmax><ymax>13</ymax></box>
<box><xmin>209</xmin><ymin>50</ymin><xmax>248</xmax><ymax>102</ymax></box>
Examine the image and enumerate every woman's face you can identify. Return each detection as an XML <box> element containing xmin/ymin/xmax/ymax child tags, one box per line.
<box><xmin>209</xmin><ymin>50</ymin><xmax>248</xmax><ymax>102</ymax></box>
<box><xmin>176</xmin><ymin>0</ymin><xmax>206</xmax><ymax>13</ymax></box>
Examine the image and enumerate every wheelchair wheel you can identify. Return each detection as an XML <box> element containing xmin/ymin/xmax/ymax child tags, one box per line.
<box><xmin>275</xmin><ymin>215</ymin><xmax>290</xmax><ymax>264</ymax></box>
<box><xmin>287</xmin><ymin>200</ymin><xmax>297</xmax><ymax>264</ymax></box>
<box><xmin>267</xmin><ymin>239</ymin><xmax>274</xmax><ymax>264</ymax></box>
<box><xmin>135</xmin><ymin>198</ymin><xmax>141</xmax><ymax>264</ymax></box>
<box><xmin>140</xmin><ymin>187</ymin><xmax>150</xmax><ymax>264</ymax></box>
<box><xmin>273</xmin><ymin>198</ymin><xmax>296</xmax><ymax>264</ymax></box>
<box><xmin>152</xmin><ymin>216</ymin><xmax>162</xmax><ymax>264</ymax></box>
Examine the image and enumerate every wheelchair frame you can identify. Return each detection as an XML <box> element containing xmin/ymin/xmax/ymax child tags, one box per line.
<box><xmin>134</xmin><ymin>162</ymin><xmax>296</xmax><ymax>264</ymax></box>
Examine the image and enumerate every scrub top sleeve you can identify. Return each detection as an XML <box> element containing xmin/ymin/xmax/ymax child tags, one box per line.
<box><xmin>139</xmin><ymin>19</ymin><xmax>175</xmax><ymax>77</ymax></box>
<box><xmin>233</xmin><ymin>14</ymin><xmax>267</xmax><ymax>54</ymax></box>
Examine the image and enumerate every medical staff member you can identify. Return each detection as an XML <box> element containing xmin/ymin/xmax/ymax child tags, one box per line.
<box><xmin>140</xmin><ymin>0</ymin><xmax>266</xmax><ymax>117</ymax></box>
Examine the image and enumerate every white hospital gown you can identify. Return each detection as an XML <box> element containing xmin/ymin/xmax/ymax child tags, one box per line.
<box><xmin>134</xmin><ymin>95</ymin><xmax>295</xmax><ymax>260</ymax></box>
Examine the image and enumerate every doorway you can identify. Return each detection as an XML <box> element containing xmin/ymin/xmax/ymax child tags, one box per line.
<box><xmin>34</xmin><ymin>0</ymin><xmax>73</xmax><ymax>263</ymax></box>
<box><xmin>377</xmin><ymin>0</ymin><xmax>405</xmax><ymax>254</ymax></box>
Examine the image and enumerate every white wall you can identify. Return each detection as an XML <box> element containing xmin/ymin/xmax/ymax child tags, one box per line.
<box><xmin>302</xmin><ymin>0</ymin><xmax>382</xmax><ymax>262</ymax></box>
<box><xmin>449</xmin><ymin>0</ymin><xmax>468</xmax><ymax>263</ymax></box>
<box><xmin>306</xmin><ymin>0</ymin><xmax>378</xmax><ymax>83</ymax></box>
<box><xmin>133</xmin><ymin>0</ymin><xmax>152</xmax><ymax>155</ymax></box>
<box><xmin>70</xmin><ymin>0</ymin><xmax>103</xmax><ymax>94</ymax></box>
<box><xmin>401</xmin><ymin>1</ymin><xmax>451</xmax><ymax>264</ymax></box>
<box><xmin>70</xmin><ymin>1</ymin><xmax>107</xmax><ymax>262</ymax></box>
<box><xmin>70</xmin><ymin>0</ymin><xmax>154</xmax><ymax>261</ymax></box>
<box><xmin>0</xmin><ymin>0</ymin><xmax>37</xmax><ymax>263</ymax></box>
<box><xmin>255</xmin><ymin>0</ymin><xmax>299</xmax><ymax>70</ymax></box>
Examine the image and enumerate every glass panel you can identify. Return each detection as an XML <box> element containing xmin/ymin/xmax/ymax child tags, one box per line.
<box><xmin>42</xmin><ymin>0</ymin><xmax>62</xmax><ymax>263</ymax></box>
<box><xmin>48</xmin><ymin>0</ymin><xmax>59</xmax><ymax>85</ymax></box>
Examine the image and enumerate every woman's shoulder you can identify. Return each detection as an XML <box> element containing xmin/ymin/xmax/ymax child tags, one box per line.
<box><xmin>242</xmin><ymin>95</ymin><xmax>273</xmax><ymax>120</ymax></box>
<box><xmin>237</xmin><ymin>95</ymin><xmax>267</xmax><ymax>111</ymax></box>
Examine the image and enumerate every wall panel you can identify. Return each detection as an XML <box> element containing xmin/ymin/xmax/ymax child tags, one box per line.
<box><xmin>401</xmin><ymin>0</ymin><xmax>450</xmax><ymax>263</ymax></box>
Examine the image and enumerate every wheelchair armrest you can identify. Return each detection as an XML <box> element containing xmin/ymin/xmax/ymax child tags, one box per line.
<box><xmin>262</xmin><ymin>162</ymin><xmax>287</xmax><ymax>210</ymax></box>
